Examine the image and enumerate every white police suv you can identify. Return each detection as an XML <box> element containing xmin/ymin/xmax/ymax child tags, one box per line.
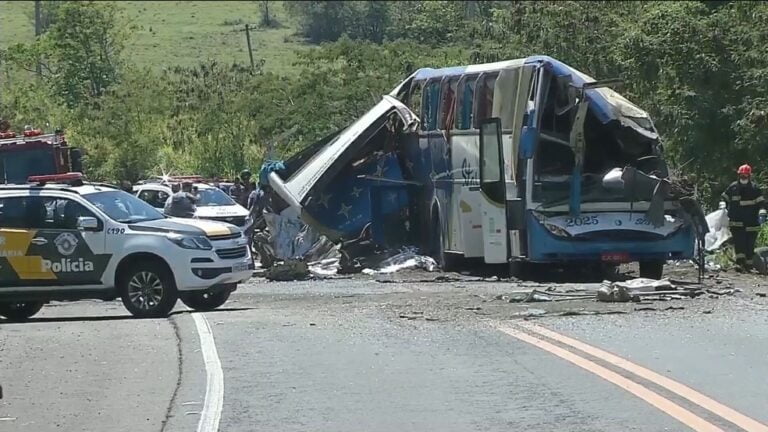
<box><xmin>0</xmin><ymin>174</ymin><xmax>254</xmax><ymax>321</ymax></box>
<box><xmin>132</xmin><ymin>177</ymin><xmax>249</xmax><ymax>228</ymax></box>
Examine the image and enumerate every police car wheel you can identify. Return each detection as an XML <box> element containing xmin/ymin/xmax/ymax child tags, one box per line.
<box><xmin>119</xmin><ymin>261</ymin><xmax>178</xmax><ymax>318</ymax></box>
<box><xmin>0</xmin><ymin>301</ymin><xmax>44</xmax><ymax>322</ymax></box>
<box><xmin>180</xmin><ymin>288</ymin><xmax>231</xmax><ymax>312</ymax></box>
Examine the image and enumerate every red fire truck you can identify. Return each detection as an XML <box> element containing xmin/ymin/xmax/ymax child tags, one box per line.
<box><xmin>0</xmin><ymin>120</ymin><xmax>82</xmax><ymax>184</ymax></box>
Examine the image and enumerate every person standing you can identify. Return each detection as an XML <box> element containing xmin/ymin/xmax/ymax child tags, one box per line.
<box><xmin>164</xmin><ymin>181</ymin><xmax>198</xmax><ymax>218</ymax></box>
<box><xmin>721</xmin><ymin>164</ymin><xmax>766</xmax><ymax>271</ymax></box>
<box><xmin>239</xmin><ymin>170</ymin><xmax>255</xmax><ymax>208</ymax></box>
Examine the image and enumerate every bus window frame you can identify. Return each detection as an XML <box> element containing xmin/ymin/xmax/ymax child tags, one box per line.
<box><xmin>438</xmin><ymin>76</ymin><xmax>459</xmax><ymax>131</ymax></box>
<box><xmin>421</xmin><ymin>78</ymin><xmax>442</xmax><ymax>132</ymax></box>
<box><xmin>455</xmin><ymin>74</ymin><xmax>479</xmax><ymax>131</ymax></box>
<box><xmin>406</xmin><ymin>80</ymin><xmax>425</xmax><ymax>119</ymax></box>
<box><xmin>472</xmin><ymin>72</ymin><xmax>499</xmax><ymax>130</ymax></box>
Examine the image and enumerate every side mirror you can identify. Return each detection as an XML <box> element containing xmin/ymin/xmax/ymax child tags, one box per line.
<box><xmin>77</xmin><ymin>216</ymin><xmax>99</xmax><ymax>231</ymax></box>
<box><xmin>520</xmin><ymin>126</ymin><xmax>538</xmax><ymax>159</ymax></box>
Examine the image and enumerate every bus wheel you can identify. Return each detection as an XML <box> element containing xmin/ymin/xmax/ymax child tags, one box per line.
<box><xmin>509</xmin><ymin>261</ymin><xmax>525</xmax><ymax>279</ymax></box>
<box><xmin>639</xmin><ymin>260</ymin><xmax>664</xmax><ymax>280</ymax></box>
<box><xmin>430</xmin><ymin>217</ymin><xmax>453</xmax><ymax>271</ymax></box>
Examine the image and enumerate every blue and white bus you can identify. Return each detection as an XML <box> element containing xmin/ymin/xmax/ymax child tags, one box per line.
<box><xmin>270</xmin><ymin>56</ymin><xmax>695</xmax><ymax>279</ymax></box>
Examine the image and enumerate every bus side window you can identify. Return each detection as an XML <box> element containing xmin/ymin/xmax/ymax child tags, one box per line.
<box><xmin>438</xmin><ymin>77</ymin><xmax>459</xmax><ymax>131</ymax></box>
<box><xmin>473</xmin><ymin>74</ymin><xmax>498</xmax><ymax>128</ymax></box>
<box><xmin>407</xmin><ymin>81</ymin><xmax>424</xmax><ymax>120</ymax></box>
<box><xmin>422</xmin><ymin>80</ymin><xmax>441</xmax><ymax>131</ymax></box>
<box><xmin>455</xmin><ymin>76</ymin><xmax>477</xmax><ymax>130</ymax></box>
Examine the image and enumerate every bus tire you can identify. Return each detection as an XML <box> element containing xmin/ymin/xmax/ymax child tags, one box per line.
<box><xmin>639</xmin><ymin>260</ymin><xmax>664</xmax><ymax>280</ymax></box>
<box><xmin>430</xmin><ymin>215</ymin><xmax>454</xmax><ymax>271</ymax></box>
<box><xmin>509</xmin><ymin>261</ymin><xmax>525</xmax><ymax>279</ymax></box>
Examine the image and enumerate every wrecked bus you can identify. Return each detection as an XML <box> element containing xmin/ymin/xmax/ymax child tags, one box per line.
<box><xmin>269</xmin><ymin>56</ymin><xmax>695</xmax><ymax>278</ymax></box>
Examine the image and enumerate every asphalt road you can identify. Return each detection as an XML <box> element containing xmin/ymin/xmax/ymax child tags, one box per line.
<box><xmin>2</xmin><ymin>267</ymin><xmax>768</xmax><ymax>431</ymax></box>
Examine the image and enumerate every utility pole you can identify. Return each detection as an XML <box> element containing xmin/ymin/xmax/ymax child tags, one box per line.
<box><xmin>34</xmin><ymin>0</ymin><xmax>42</xmax><ymax>76</ymax></box>
<box><xmin>244</xmin><ymin>24</ymin><xmax>255</xmax><ymax>71</ymax></box>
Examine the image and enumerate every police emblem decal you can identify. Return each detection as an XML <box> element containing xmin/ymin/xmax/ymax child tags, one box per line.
<box><xmin>54</xmin><ymin>233</ymin><xmax>79</xmax><ymax>256</ymax></box>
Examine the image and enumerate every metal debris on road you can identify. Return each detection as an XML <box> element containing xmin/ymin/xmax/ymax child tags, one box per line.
<box><xmin>362</xmin><ymin>248</ymin><xmax>437</xmax><ymax>275</ymax></box>
<box><xmin>264</xmin><ymin>260</ymin><xmax>310</xmax><ymax>281</ymax></box>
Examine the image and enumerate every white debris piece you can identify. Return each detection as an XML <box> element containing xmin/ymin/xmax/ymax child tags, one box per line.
<box><xmin>308</xmin><ymin>258</ymin><xmax>341</xmax><ymax>277</ymax></box>
<box><xmin>362</xmin><ymin>247</ymin><xmax>438</xmax><ymax>275</ymax></box>
<box><xmin>704</xmin><ymin>208</ymin><xmax>731</xmax><ymax>252</ymax></box>
<box><xmin>611</xmin><ymin>278</ymin><xmax>674</xmax><ymax>293</ymax></box>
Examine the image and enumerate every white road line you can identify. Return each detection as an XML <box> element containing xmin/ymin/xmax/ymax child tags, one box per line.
<box><xmin>191</xmin><ymin>312</ymin><xmax>224</xmax><ymax>432</ymax></box>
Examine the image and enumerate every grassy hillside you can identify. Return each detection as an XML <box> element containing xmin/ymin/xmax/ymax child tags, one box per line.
<box><xmin>0</xmin><ymin>1</ymin><xmax>305</xmax><ymax>74</ymax></box>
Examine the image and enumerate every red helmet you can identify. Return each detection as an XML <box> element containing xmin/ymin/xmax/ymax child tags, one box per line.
<box><xmin>738</xmin><ymin>164</ymin><xmax>752</xmax><ymax>175</ymax></box>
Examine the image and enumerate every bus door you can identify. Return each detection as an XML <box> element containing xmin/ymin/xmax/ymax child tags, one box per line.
<box><xmin>479</xmin><ymin>118</ymin><xmax>507</xmax><ymax>264</ymax></box>
<box><xmin>478</xmin><ymin>66</ymin><xmax>537</xmax><ymax>264</ymax></box>
<box><xmin>491</xmin><ymin>65</ymin><xmax>536</xmax><ymax>259</ymax></box>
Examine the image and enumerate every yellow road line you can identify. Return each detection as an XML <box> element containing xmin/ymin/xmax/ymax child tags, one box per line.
<box><xmin>519</xmin><ymin>322</ymin><xmax>768</xmax><ymax>432</ymax></box>
<box><xmin>496</xmin><ymin>324</ymin><xmax>724</xmax><ymax>432</ymax></box>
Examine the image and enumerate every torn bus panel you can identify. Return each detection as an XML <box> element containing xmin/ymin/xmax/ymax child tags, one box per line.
<box><xmin>269</xmin><ymin>95</ymin><xmax>419</xmax><ymax>244</ymax></box>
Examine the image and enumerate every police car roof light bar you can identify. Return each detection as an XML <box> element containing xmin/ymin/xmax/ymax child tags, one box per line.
<box><xmin>27</xmin><ymin>172</ymin><xmax>84</xmax><ymax>185</ymax></box>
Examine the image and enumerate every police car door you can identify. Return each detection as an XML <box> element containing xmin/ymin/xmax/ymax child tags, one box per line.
<box><xmin>0</xmin><ymin>196</ymin><xmax>109</xmax><ymax>287</ymax></box>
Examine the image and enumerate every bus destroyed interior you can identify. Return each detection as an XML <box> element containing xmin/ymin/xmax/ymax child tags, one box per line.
<box><xmin>264</xmin><ymin>56</ymin><xmax>707</xmax><ymax>281</ymax></box>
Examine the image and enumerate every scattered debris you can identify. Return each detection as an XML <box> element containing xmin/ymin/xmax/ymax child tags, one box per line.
<box><xmin>398</xmin><ymin>311</ymin><xmax>437</xmax><ymax>321</ymax></box>
<box><xmin>514</xmin><ymin>308</ymin><xmax>548</xmax><ymax>318</ymax></box>
<box><xmin>597</xmin><ymin>284</ymin><xmax>633</xmax><ymax>303</ymax></box>
<box><xmin>597</xmin><ymin>278</ymin><xmax>701</xmax><ymax>303</ymax></box>
<box><xmin>612</xmin><ymin>278</ymin><xmax>676</xmax><ymax>293</ymax></box>
<box><xmin>706</xmin><ymin>288</ymin><xmax>742</xmax><ymax>296</ymax></box>
<box><xmin>363</xmin><ymin>248</ymin><xmax>437</xmax><ymax>275</ymax></box>
<box><xmin>264</xmin><ymin>260</ymin><xmax>310</xmax><ymax>281</ymax></box>
<box><xmin>556</xmin><ymin>310</ymin><xmax>628</xmax><ymax>316</ymax></box>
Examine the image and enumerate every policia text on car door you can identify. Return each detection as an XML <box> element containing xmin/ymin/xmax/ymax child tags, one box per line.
<box><xmin>0</xmin><ymin>196</ymin><xmax>111</xmax><ymax>287</ymax></box>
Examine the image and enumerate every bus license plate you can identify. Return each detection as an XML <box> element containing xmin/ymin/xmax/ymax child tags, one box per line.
<box><xmin>232</xmin><ymin>261</ymin><xmax>249</xmax><ymax>272</ymax></box>
<box><xmin>602</xmin><ymin>252</ymin><xmax>630</xmax><ymax>263</ymax></box>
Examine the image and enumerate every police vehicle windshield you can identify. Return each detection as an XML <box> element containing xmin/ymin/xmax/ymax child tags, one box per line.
<box><xmin>195</xmin><ymin>187</ymin><xmax>237</xmax><ymax>207</ymax></box>
<box><xmin>84</xmin><ymin>190</ymin><xmax>165</xmax><ymax>223</ymax></box>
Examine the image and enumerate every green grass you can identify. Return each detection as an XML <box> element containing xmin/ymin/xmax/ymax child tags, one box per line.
<box><xmin>0</xmin><ymin>1</ymin><xmax>307</xmax><ymax>74</ymax></box>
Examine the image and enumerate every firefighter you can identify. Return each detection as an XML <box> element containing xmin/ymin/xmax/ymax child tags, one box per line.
<box><xmin>721</xmin><ymin>164</ymin><xmax>766</xmax><ymax>271</ymax></box>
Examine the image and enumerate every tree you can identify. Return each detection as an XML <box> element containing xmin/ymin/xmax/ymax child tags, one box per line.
<box><xmin>6</xmin><ymin>1</ymin><xmax>127</xmax><ymax>107</ymax></box>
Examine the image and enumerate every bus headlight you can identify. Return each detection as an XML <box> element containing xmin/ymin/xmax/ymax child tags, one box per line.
<box><xmin>544</xmin><ymin>223</ymin><xmax>571</xmax><ymax>238</ymax></box>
